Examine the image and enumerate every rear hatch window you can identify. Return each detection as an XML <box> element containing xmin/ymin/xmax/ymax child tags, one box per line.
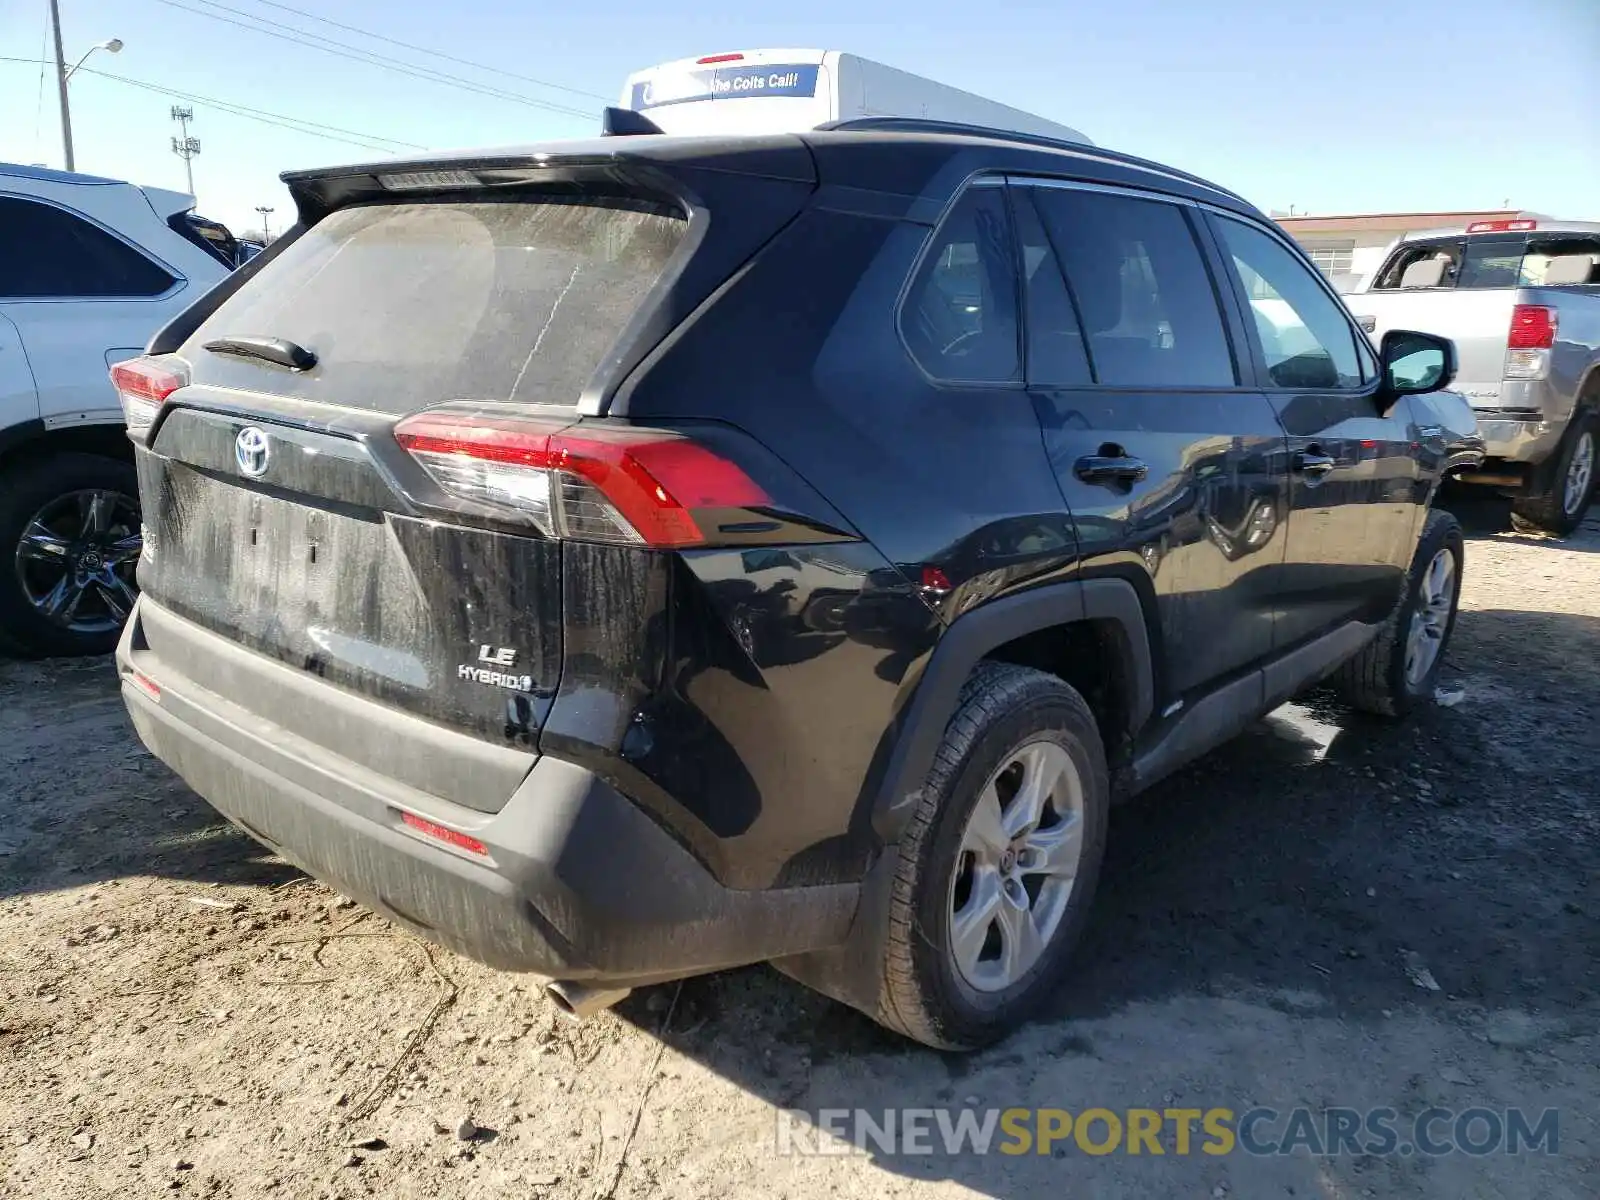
<box><xmin>140</xmin><ymin>195</ymin><xmax>683</xmax><ymax>795</ymax></box>
<box><xmin>182</xmin><ymin>196</ymin><xmax>687</xmax><ymax>410</ymax></box>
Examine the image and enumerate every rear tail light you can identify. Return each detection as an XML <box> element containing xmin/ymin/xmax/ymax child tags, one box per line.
<box><xmin>1466</xmin><ymin>219</ymin><xmax>1537</xmax><ymax>233</ymax></box>
<box><xmin>394</xmin><ymin>411</ymin><xmax>770</xmax><ymax>548</ymax></box>
<box><xmin>110</xmin><ymin>356</ymin><xmax>187</xmax><ymax>436</ymax></box>
<box><xmin>1505</xmin><ymin>304</ymin><xmax>1557</xmax><ymax>380</ymax></box>
<box><xmin>1507</xmin><ymin>305</ymin><xmax>1557</xmax><ymax>349</ymax></box>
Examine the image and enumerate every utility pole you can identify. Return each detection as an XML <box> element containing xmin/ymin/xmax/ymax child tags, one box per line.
<box><xmin>255</xmin><ymin>205</ymin><xmax>275</xmax><ymax>241</ymax></box>
<box><xmin>170</xmin><ymin>106</ymin><xmax>200</xmax><ymax>197</ymax></box>
<box><xmin>49</xmin><ymin>0</ymin><xmax>74</xmax><ymax>171</ymax></box>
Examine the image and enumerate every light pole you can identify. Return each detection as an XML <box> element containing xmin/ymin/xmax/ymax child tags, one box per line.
<box><xmin>65</xmin><ymin>38</ymin><xmax>123</xmax><ymax>82</ymax></box>
<box><xmin>48</xmin><ymin>0</ymin><xmax>72</xmax><ymax>171</ymax></box>
<box><xmin>255</xmin><ymin>206</ymin><xmax>275</xmax><ymax>242</ymax></box>
<box><xmin>46</xmin><ymin>0</ymin><xmax>123</xmax><ymax>174</ymax></box>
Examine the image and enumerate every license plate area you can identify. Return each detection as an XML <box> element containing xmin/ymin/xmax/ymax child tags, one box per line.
<box><xmin>137</xmin><ymin>454</ymin><xmax>564</xmax><ymax>745</ymax></box>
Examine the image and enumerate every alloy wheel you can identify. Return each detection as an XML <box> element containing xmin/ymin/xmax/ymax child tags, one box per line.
<box><xmin>14</xmin><ymin>489</ymin><xmax>141</xmax><ymax>635</ymax></box>
<box><xmin>947</xmin><ymin>738</ymin><xmax>1085</xmax><ymax>992</ymax></box>
<box><xmin>1403</xmin><ymin>547</ymin><xmax>1456</xmax><ymax>687</ymax></box>
<box><xmin>1563</xmin><ymin>430</ymin><xmax>1594</xmax><ymax>518</ymax></box>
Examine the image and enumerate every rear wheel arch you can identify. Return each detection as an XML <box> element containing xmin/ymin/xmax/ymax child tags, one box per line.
<box><xmin>869</xmin><ymin>578</ymin><xmax>1154</xmax><ymax>842</ymax></box>
<box><xmin>0</xmin><ymin>444</ymin><xmax>141</xmax><ymax>657</ymax></box>
<box><xmin>0</xmin><ymin>419</ymin><xmax>133</xmax><ymax>477</ymax></box>
<box><xmin>1575</xmin><ymin>363</ymin><xmax>1600</xmax><ymax>413</ymax></box>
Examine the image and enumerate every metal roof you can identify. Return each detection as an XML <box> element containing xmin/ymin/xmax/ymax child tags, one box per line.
<box><xmin>0</xmin><ymin>162</ymin><xmax>125</xmax><ymax>186</ymax></box>
<box><xmin>281</xmin><ymin>124</ymin><xmax>1255</xmax><ymax>219</ymax></box>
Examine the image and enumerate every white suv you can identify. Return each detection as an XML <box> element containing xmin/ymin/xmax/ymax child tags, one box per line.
<box><xmin>0</xmin><ymin>163</ymin><xmax>234</xmax><ymax>656</ymax></box>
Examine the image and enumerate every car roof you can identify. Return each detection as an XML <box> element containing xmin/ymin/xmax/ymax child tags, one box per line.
<box><xmin>281</xmin><ymin>123</ymin><xmax>1262</xmax><ymax>225</ymax></box>
<box><xmin>0</xmin><ymin>161</ymin><xmax>128</xmax><ymax>187</ymax></box>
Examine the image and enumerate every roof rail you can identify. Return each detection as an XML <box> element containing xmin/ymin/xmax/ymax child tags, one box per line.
<box><xmin>814</xmin><ymin>117</ymin><xmax>1250</xmax><ymax>207</ymax></box>
<box><xmin>818</xmin><ymin>116</ymin><xmax>1090</xmax><ymax>151</ymax></box>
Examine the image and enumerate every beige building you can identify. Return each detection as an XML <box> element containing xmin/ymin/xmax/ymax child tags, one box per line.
<box><xmin>1272</xmin><ymin>209</ymin><xmax>1548</xmax><ymax>292</ymax></box>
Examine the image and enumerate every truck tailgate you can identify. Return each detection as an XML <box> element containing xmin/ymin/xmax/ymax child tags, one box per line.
<box><xmin>1346</xmin><ymin>289</ymin><xmax>1516</xmax><ymax>404</ymax></box>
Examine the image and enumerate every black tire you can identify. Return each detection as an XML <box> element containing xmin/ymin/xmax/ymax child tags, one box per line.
<box><xmin>0</xmin><ymin>453</ymin><xmax>140</xmax><ymax>659</ymax></box>
<box><xmin>1332</xmin><ymin>508</ymin><xmax>1464</xmax><ymax>718</ymax></box>
<box><xmin>878</xmin><ymin>662</ymin><xmax>1109</xmax><ymax>1050</ymax></box>
<box><xmin>1510</xmin><ymin>413</ymin><xmax>1596</xmax><ymax>537</ymax></box>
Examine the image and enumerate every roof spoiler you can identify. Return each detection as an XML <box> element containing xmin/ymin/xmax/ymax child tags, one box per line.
<box><xmin>601</xmin><ymin>106</ymin><xmax>664</xmax><ymax>137</ymax></box>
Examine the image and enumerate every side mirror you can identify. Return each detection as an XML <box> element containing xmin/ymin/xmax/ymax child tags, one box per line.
<box><xmin>1379</xmin><ymin>329</ymin><xmax>1456</xmax><ymax>399</ymax></box>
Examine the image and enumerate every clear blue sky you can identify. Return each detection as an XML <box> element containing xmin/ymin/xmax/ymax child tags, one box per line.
<box><xmin>3</xmin><ymin>0</ymin><xmax>1597</xmax><ymax>238</ymax></box>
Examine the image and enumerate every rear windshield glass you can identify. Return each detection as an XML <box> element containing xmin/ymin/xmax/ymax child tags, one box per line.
<box><xmin>1457</xmin><ymin>238</ymin><xmax>1524</xmax><ymax>288</ymax></box>
<box><xmin>184</xmin><ymin>196</ymin><xmax>686</xmax><ymax>410</ymax></box>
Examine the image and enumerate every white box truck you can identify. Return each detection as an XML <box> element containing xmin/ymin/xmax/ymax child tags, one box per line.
<box><xmin>620</xmin><ymin>49</ymin><xmax>1092</xmax><ymax>145</ymax></box>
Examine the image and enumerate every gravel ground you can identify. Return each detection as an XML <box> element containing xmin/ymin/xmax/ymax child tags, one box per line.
<box><xmin>1</xmin><ymin>495</ymin><xmax>1596</xmax><ymax>1199</ymax></box>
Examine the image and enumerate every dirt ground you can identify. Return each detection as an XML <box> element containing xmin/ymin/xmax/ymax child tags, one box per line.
<box><xmin>2</xmin><ymin>493</ymin><xmax>1596</xmax><ymax>1200</ymax></box>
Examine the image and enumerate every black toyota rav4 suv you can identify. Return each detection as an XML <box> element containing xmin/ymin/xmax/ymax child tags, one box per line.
<box><xmin>113</xmin><ymin>117</ymin><xmax>1483</xmax><ymax>1049</ymax></box>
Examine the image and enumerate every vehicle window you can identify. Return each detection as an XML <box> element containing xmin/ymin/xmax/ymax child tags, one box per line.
<box><xmin>1372</xmin><ymin>240</ymin><xmax>1461</xmax><ymax>291</ymax></box>
<box><xmin>1520</xmin><ymin>236</ymin><xmax>1600</xmax><ymax>287</ymax></box>
<box><xmin>185</xmin><ymin>196</ymin><xmax>686</xmax><ymax>411</ymax></box>
<box><xmin>902</xmin><ymin>185</ymin><xmax>1020</xmax><ymax>383</ymax></box>
<box><xmin>1013</xmin><ymin>190</ymin><xmax>1091</xmax><ymax>385</ymax></box>
<box><xmin>0</xmin><ymin>196</ymin><xmax>177</xmax><ymax>298</ymax></box>
<box><xmin>170</xmin><ymin>212</ymin><xmax>241</xmax><ymax>268</ymax></box>
<box><xmin>1028</xmin><ymin>187</ymin><xmax>1235</xmax><ymax>388</ymax></box>
<box><xmin>1457</xmin><ymin>237</ymin><xmax>1526</xmax><ymax>289</ymax></box>
<box><xmin>1216</xmin><ymin>217</ymin><xmax>1363</xmax><ymax>390</ymax></box>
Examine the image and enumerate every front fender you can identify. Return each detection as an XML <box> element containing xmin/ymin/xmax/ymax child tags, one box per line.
<box><xmin>1414</xmin><ymin>388</ymin><xmax>1486</xmax><ymax>475</ymax></box>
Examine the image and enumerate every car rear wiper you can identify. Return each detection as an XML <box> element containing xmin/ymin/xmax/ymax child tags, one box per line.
<box><xmin>202</xmin><ymin>335</ymin><xmax>317</xmax><ymax>371</ymax></box>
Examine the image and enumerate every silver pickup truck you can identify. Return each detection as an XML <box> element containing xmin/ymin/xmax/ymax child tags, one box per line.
<box><xmin>1345</xmin><ymin>219</ymin><xmax>1600</xmax><ymax>534</ymax></box>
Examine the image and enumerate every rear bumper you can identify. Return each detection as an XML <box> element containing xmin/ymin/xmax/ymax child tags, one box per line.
<box><xmin>1465</xmin><ymin>379</ymin><xmax>1577</xmax><ymax>465</ymax></box>
<box><xmin>117</xmin><ymin>600</ymin><xmax>857</xmax><ymax>986</ymax></box>
<box><xmin>1476</xmin><ymin>418</ymin><xmax>1564</xmax><ymax>465</ymax></box>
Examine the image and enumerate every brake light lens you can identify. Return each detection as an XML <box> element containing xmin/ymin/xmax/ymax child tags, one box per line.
<box><xmin>1508</xmin><ymin>305</ymin><xmax>1557</xmax><ymax>349</ymax></box>
<box><xmin>1466</xmin><ymin>219</ymin><xmax>1537</xmax><ymax>233</ymax></box>
<box><xmin>697</xmin><ymin>53</ymin><xmax>745</xmax><ymax>63</ymax></box>
<box><xmin>110</xmin><ymin>356</ymin><xmax>187</xmax><ymax>436</ymax></box>
<box><xmin>378</xmin><ymin>169</ymin><xmax>480</xmax><ymax>192</ymax></box>
<box><xmin>394</xmin><ymin>411</ymin><xmax>770</xmax><ymax>548</ymax></box>
<box><xmin>1504</xmin><ymin>304</ymin><xmax>1558</xmax><ymax>380</ymax></box>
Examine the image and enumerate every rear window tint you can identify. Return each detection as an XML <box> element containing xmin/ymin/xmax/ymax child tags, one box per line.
<box><xmin>1374</xmin><ymin>233</ymin><xmax>1600</xmax><ymax>291</ymax></box>
<box><xmin>1457</xmin><ymin>237</ymin><xmax>1525</xmax><ymax>289</ymax></box>
<box><xmin>1520</xmin><ymin>237</ymin><xmax>1600</xmax><ymax>286</ymax></box>
<box><xmin>185</xmin><ymin>197</ymin><xmax>685</xmax><ymax>411</ymax></box>
<box><xmin>1372</xmin><ymin>240</ymin><xmax>1461</xmax><ymax>291</ymax></box>
<box><xmin>901</xmin><ymin>185</ymin><xmax>1020</xmax><ymax>384</ymax></box>
<box><xmin>1030</xmin><ymin>187</ymin><xmax>1236</xmax><ymax>388</ymax></box>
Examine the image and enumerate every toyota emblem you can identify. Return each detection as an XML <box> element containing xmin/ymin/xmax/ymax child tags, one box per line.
<box><xmin>234</xmin><ymin>426</ymin><xmax>271</xmax><ymax>478</ymax></box>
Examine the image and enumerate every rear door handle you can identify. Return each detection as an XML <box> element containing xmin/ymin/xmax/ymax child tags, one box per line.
<box><xmin>1074</xmin><ymin>452</ymin><xmax>1148</xmax><ymax>486</ymax></box>
<box><xmin>1294</xmin><ymin>451</ymin><xmax>1336</xmax><ymax>477</ymax></box>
